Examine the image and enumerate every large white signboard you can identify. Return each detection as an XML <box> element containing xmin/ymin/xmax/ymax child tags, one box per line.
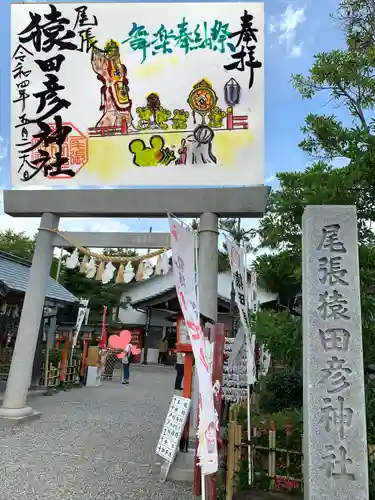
<box><xmin>11</xmin><ymin>2</ymin><xmax>264</xmax><ymax>187</ymax></box>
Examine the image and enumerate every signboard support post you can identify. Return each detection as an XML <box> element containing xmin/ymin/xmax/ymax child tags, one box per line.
<box><xmin>0</xmin><ymin>213</ymin><xmax>59</xmax><ymax>420</ymax></box>
<box><xmin>198</xmin><ymin>213</ymin><xmax>219</xmax><ymax>324</ymax></box>
<box><xmin>197</xmin><ymin>212</ymin><xmax>219</xmax><ymax>498</ymax></box>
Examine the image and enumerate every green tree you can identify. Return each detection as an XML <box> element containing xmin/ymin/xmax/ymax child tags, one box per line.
<box><xmin>190</xmin><ymin>218</ymin><xmax>257</xmax><ymax>272</ymax></box>
<box><xmin>0</xmin><ymin>229</ymin><xmax>62</xmax><ymax>280</ymax></box>
<box><xmin>0</xmin><ymin>229</ymin><xmax>36</xmax><ymax>260</ymax></box>
<box><xmin>60</xmin><ymin>266</ymin><xmax>130</xmax><ymax>324</ymax></box>
<box><xmin>219</xmin><ymin>218</ymin><xmax>257</xmax><ymax>249</ymax></box>
<box><xmin>60</xmin><ymin>248</ymin><xmax>136</xmax><ymax>324</ymax></box>
<box><xmin>253</xmin><ymin>0</ymin><xmax>375</xmax><ymax>377</ymax></box>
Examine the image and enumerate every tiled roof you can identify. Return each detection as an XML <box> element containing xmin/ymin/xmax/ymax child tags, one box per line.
<box><xmin>0</xmin><ymin>251</ymin><xmax>77</xmax><ymax>304</ymax></box>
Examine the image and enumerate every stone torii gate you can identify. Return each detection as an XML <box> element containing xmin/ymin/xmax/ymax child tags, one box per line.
<box><xmin>0</xmin><ymin>185</ymin><xmax>268</xmax><ymax>420</ymax></box>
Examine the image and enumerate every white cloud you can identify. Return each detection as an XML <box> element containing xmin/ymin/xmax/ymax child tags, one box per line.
<box><xmin>265</xmin><ymin>174</ymin><xmax>276</xmax><ymax>184</ymax></box>
<box><xmin>290</xmin><ymin>43</ymin><xmax>303</xmax><ymax>58</ymax></box>
<box><xmin>269</xmin><ymin>23</ymin><xmax>277</xmax><ymax>33</ymax></box>
<box><xmin>0</xmin><ymin>137</ymin><xmax>7</xmax><ymax>165</ymax></box>
<box><xmin>269</xmin><ymin>4</ymin><xmax>306</xmax><ymax>57</ymax></box>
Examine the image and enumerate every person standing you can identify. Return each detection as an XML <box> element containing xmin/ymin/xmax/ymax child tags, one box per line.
<box><xmin>174</xmin><ymin>352</ymin><xmax>185</xmax><ymax>390</ymax></box>
<box><xmin>158</xmin><ymin>336</ymin><xmax>168</xmax><ymax>364</ymax></box>
<box><xmin>121</xmin><ymin>343</ymin><xmax>133</xmax><ymax>385</ymax></box>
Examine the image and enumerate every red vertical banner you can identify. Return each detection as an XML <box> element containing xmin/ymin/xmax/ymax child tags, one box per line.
<box><xmin>194</xmin><ymin>324</ymin><xmax>226</xmax><ymax>498</ymax></box>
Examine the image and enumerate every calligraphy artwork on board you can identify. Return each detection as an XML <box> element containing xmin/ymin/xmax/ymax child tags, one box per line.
<box><xmin>11</xmin><ymin>2</ymin><xmax>264</xmax><ymax>187</ymax></box>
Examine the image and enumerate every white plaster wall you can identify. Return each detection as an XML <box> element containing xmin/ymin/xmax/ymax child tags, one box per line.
<box><xmin>118</xmin><ymin>306</ymin><xmax>172</xmax><ymax>327</ymax></box>
<box><xmin>219</xmin><ymin>270</ymin><xmax>278</xmax><ymax>305</ymax></box>
<box><xmin>124</xmin><ymin>273</ymin><xmax>175</xmax><ymax>303</ymax></box>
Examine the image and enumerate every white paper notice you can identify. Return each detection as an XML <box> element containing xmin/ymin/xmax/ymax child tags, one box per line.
<box><xmin>156</xmin><ymin>395</ymin><xmax>191</xmax><ymax>463</ymax></box>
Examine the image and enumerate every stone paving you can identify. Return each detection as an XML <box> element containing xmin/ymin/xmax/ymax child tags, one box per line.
<box><xmin>0</xmin><ymin>365</ymin><xmax>193</xmax><ymax>500</ymax></box>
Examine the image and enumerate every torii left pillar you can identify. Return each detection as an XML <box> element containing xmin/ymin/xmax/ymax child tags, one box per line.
<box><xmin>0</xmin><ymin>213</ymin><xmax>58</xmax><ymax>420</ymax></box>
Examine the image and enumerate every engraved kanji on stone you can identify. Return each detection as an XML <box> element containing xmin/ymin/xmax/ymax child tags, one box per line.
<box><xmin>321</xmin><ymin>356</ymin><xmax>352</xmax><ymax>393</ymax></box>
<box><xmin>322</xmin><ymin>445</ymin><xmax>356</xmax><ymax>480</ymax></box>
<box><xmin>317</xmin><ymin>224</ymin><xmax>347</xmax><ymax>253</ymax></box>
<box><xmin>318</xmin><ymin>256</ymin><xmax>349</xmax><ymax>286</ymax></box>
<box><xmin>319</xmin><ymin>328</ymin><xmax>350</xmax><ymax>352</ymax></box>
<box><xmin>317</xmin><ymin>289</ymin><xmax>350</xmax><ymax>320</ymax></box>
<box><xmin>320</xmin><ymin>396</ymin><xmax>354</xmax><ymax>439</ymax></box>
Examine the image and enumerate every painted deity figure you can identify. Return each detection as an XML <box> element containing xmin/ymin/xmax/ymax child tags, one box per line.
<box><xmin>91</xmin><ymin>39</ymin><xmax>133</xmax><ymax>130</ymax></box>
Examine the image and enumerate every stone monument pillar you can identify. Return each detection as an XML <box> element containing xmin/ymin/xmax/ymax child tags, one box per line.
<box><xmin>302</xmin><ymin>205</ymin><xmax>369</xmax><ymax>500</ymax></box>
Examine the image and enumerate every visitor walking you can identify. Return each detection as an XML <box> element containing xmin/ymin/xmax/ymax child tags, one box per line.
<box><xmin>174</xmin><ymin>352</ymin><xmax>185</xmax><ymax>390</ymax></box>
<box><xmin>121</xmin><ymin>343</ymin><xmax>133</xmax><ymax>385</ymax></box>
<box><xmin>158</xmin><ymin>336</ymin><xmax>168</xmax><ymax>364</ymax></box>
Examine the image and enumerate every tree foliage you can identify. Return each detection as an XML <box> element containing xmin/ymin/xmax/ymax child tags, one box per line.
<box><xmin>0</xmin><ymin>229</ymin><xmax>62</xmax><ymax>278</ymax></box>
<box><xmin>190</xmin><ymin>218</ymin><xmax>257</xmax><ymax>272</ymax></box>
<box><xmin>60</xmin><ymin>265</ymin><xmax>130</xmax><ymax>324</ymax></box>
<box><xmin>0</xmin><ymin>229</ymin><xmax>36</xmax><ymax>261</ymax></box>
<box><xmin>253</xmin><ymin>0</ymin><xmax>375</xmax><ymax>373</ymax></box>
<box><xmin>251</xmin><ymin>310</ymin><xmax>302</xmax><ymax>372</ymax></box>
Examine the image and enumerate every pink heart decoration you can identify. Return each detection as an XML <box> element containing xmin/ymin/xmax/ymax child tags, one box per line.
<box><xmin>116</xmin><ymin>346</ymin><xmax>141</xmax><ymax>359</ymax></box>
<box><xmin>109</xmin><ymin>330</ymin><xmax>142</xmax><ymax>358</ymax></box>
<box><xmin>108</xmin><ymin>330</ymin><xmax>132</xmax><ymax>350</ymax></box>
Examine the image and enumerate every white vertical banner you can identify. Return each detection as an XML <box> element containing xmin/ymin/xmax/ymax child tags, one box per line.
<box><xmin>226</xmin><ymin>237</ymin><xmax>250</xmax><ymax>336</ymax></box>
<box><xmin>226</xmin><ymin>237</ymin><xmax>256</xmax><ymax>384</ymax></box>
<box><xmin>72</xmin><ymin>298</ymin><xmax>89</xmax><ymax>348</ymax></box>
<box><xmin>168</xmin><ymin>215</ymin><xmax>218</xmax><ymax>475</ymax></box>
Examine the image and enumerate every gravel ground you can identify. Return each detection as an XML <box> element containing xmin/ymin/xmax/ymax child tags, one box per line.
<box><xmin>0</xmin><ymin>365</ymin><xmax>194</xmax><ymax>500</ymax></box>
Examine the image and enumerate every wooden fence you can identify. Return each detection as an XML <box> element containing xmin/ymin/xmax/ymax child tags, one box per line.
<box><xmin>0</xmin><ymin>363</ymin><xmax>11</xmax><ymax>380</ymax></box>
<box><xmin>40</xmin><ymin>361</ymin><xmax>80</xmax><ymax>388</ymax></box>
<box><xmin>64</xmin><ymin>361</ymin><xmax>80</xmax><ymax>384</ymax></box>
<box><xmin>225</xmin><ymin>402</ymin><xmax>303</xmax><ymax>500</ymax></box>
<box><xmin>41</xmin><ymin>363</ymin><xmax>61</xmax><ymax>388</ymax></box>
<box><xmin>225</xmin><ymin>402</ymin><xmax>375</xmax><ymax>500</ymax></box>
<box><xmin>0</xmin><ymin>348</ymin><xmax>13</xmax><ymax>380</ymax></box>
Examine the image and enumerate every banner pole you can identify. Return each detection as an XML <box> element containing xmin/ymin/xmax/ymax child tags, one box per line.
<box><xmin>201</xmin><ymin>471</ymin><xmax>206</xmax><ymax>500</ymax></box>
<box><xmin>244</xmin><ymin>250</ymin><xmax>253</xmax><ymax>486</ymax></box>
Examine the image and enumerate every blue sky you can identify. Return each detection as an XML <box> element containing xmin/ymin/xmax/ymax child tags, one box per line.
<box><xmin>0</xmin><ymin>0</ymin><xmax>345</xmax><ymax>244</ymax></box>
